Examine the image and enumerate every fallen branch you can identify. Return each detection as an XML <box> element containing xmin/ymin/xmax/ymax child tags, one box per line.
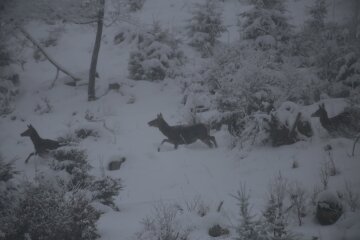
<box><xmin>18</xmin><ymin>26</ymin><xmax>80</xmax><ymax>86</ymax></box>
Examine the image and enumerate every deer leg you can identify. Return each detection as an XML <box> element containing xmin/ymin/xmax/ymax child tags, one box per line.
<box><xmin>210</xmin><ymin>136</ymin><xmax>218</xmax><ymax>148</ymax></box>
<box><xmin>201</xmin><ymin>138</ymin><xmax>213</xmax><ymax>148</ymax></box>
<box><xmin>25</xmin><ymin>152</ymin><xmax>35</xmax><ymax>163</ymax></box>
<box><xmin>158</xmin><ymin>139</ymin><xmax>171</xmax><ymax>152</ymax></box>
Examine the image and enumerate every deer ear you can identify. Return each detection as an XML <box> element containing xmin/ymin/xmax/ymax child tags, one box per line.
<box><xmin>27</xmin><ymin>124</ymin><xmax>31</xmax><ymax>128</ymax></box>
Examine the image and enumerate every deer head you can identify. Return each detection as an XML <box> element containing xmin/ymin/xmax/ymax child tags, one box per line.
<box><xmin>311</xmin><ymin>103</ymin><xmax>327</xmax><ymax>118</ymax></box>
<box><xmin>148</xmin><ymin>113</ymin><xmax>164</xmax><ymax>128</ymax></box>
<box><xmin>21</xmin><ymin>124</ymin><xmax>35</xmax><ymax>137</ymax></box>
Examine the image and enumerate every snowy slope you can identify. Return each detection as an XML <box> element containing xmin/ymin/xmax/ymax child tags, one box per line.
<box><xmin>1</xmin><ymin>1</ymin><xmax>359</xmax><ymax>240</ymax></box>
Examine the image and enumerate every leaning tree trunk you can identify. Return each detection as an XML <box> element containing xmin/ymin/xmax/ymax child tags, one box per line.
<box><xmin>88</xmin><ymin>0</ymin><xmax>105</xmax><ymax>101</ymax></box>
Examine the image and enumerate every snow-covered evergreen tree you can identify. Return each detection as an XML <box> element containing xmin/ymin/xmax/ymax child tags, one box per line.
<box><xmin>128</xmin><ymin>22</ymin><xmax>184</xmax><ymax>81</ymax></box>
<box><xmin>234</xmin><ymin>185</ymin><xmax>270</xmax><ymax>240</ymax></box>
<box><xmin>294</xmin><ymin>0</ymin><xmax>360</xmax><ymax>101</ymax></box>
<box><xmin>239</xmin><ymin>0</ymin><xmax>292</xmax><ymax>49</ymax></box>
<box><xmin>187</xmin><ymin>0</ymin><xmax>226</xmax><ymax>57</ymax></box>
<box><xmin>305</xmin><ymin>0</ymin><xmax>327</xmax><ymax>32</ymax></box>
<box><xmin>262</xmin><ymin>173</ymin><xmax>296</xmax><ymax>240</ymax></box>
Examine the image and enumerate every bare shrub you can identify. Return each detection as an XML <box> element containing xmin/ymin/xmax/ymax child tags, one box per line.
<box><xmin>184</xmin><ymin>195</ymin><xmax>209</xmax><ymax>217</ymax></box>
<box><xmin>34</xmin><ymin>97</ymin><xmax>53</xmax><ymax>115</ymax></box>
<box><xmin>287</xmin><ymin>182</ymin><xmax>307</xmax><ymax>226</ymax></box>
<box><xmin>343</xmin><ymin>180</ymin><xmax>359</xmax><ymax>212</ymax></box>
<box><xmin>324</xmin><ymin>145</ymin><xmax>339</xmax><ymax>176</ymax></box>
<box><xmin>310</xmin><ymin>185</ymin><xmax>322</xmax><ymax>209</ymax></box>
<box><xmin>319</xmin><ymin>160</ymin><xmax>330</xmax><ymax>190</ymax></box>
<box><xmin>136</xmin><ymin>202</ymin><xmax>190</xmax><ymax>240</ymax></box>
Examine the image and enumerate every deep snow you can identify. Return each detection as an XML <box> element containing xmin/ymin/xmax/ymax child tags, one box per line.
<box><xmin>1</xmin><ymin>0</ymin><xmax>359</xmax><ymax>239</ymax></box>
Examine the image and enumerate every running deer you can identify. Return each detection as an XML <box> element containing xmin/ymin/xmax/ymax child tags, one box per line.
<box><xmin>20</xmin><ymin>124</ymin><xmax>64</xmax><ymax>163</ymax></box>
<box><xmin>148</xmin><ymin>113</ymin><xmax>217</xmax><ymax>151</ymax></box>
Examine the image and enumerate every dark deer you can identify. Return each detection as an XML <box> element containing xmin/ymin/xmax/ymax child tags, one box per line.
<box><xmin>148</xmin><ymin>113</ymin><xmax>217</xmax><ymax>151</ymax></box>
<box><xmin>311</xmin><ymin>103</ymin><xmax>355</xmax><ymax>134</ymax></box>
<box><xmin>20</xmin><ymin>124</ymin><xmax>64</xmax><ymax>163</ymax></box>
<box><xmin>312</xmin><ymin>103</ymin><xmax>360</xmax><ymax>154</ymax></box>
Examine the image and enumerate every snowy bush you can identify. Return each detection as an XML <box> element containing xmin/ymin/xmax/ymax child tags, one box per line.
<box><xmin>58</xmin><ymin>127</ymin><xmax>99</xmax><ymax>144</ymax></box>
<box><xmin>51</xmin><ymin>148</ymin><xmax>93</xmax><ymax>189</ymax></box>
<box><xmin>90</xmin><ymin>176</ymin><xmax>122</xmax><ymax>210</ymax></box>
<box><xmin>51</xmin><ymin>148</ymin><xmax>122</xmax><ymax>210</ymax></box>
<box><xmin>6</xmin><ymin>178</ymin><xmax>100</xmax><ymax>240</ymax></box>
<box><xmin>0</xmin><ymin>154</ymin><xmax>17</xmax><ymax>182</ymax></box>
<box><xmin>200</xmin><ymin>42</ymin><xmax>316</xmax><ymax>147</ymax></box>
<box><xmin>0</xmin><ymin>76</ymin><xmax>19</xmax><ymax>116</ymax></box>
<box><xmin>75</xmin><ymin>127</ymin><xmax>99</xmax><ymax>139</ymax></box>
<box><xmin>0</xmin><ymin>155</ymin><xmax>18</xmax><ymax>239</ymax></box>
<box><xmin>294</xmin><ymin>0</ymin><xmax>360</xmax><ymax>101</ymax></box>
<box><xmin>1</xmin><ymin>153</ymin><xmax>101</xmax><ymax>240</ymax></box>
<box><xmin>203</xmin><ymin>44</ymin><xmax>282</xmax><ymax>113</ymax></box>
<box><xmin>204</xmin><ymin>44</ymin><xmax>318</xmax><ymax>114</ymax></box>
<box><xmin>128</xmin><ymin>22</ymin><xmax>184</xmax><ymax>81</ymax></box>
<box><xmin>316</xmin><ymin>190</ymin><xmax>343</xmax><ymax>225</ymax></box>
<box><xmin>136</xmin><ymin>202</ymin><xmax>190</xmax><ymax>240</ymax></box>
<box><xmin>239</xmin><ymin>0</ymin><xmax>293</xmax><ymax>50</ymax></box>
<box><xmin>186</xmin><ymin>0</ymin><xmax>226</xmax><ymax>57</ymax></box>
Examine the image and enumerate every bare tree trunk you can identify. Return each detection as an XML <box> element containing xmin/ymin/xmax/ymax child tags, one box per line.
<box><xmin>88</xmin><ymin>0</ymin><xmax>105</xmax><ymax>101</ymax></box>
<box><xmin>352</xmin><ymin>0</ymin><xmax>360</xmax><ymax>39</ymax></box>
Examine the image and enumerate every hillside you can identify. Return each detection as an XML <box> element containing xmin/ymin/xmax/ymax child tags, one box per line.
<box><xmin>0</xmin><ymin>0</ymin><xmax>359</xmax><ymax>240</ymax></box>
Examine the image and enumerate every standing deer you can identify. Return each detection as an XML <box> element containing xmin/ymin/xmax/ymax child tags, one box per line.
<box><xmin>311</xmin><ymin>103</ymin><xmax>360</xmax><ymax>156</ymax></box>
<box><xmin>20</xmin><ymin>124</ymin><xmax>64</xmax><ymax>163</ymax></box>
<box><xmin>148</xmin><ymin>113</ymin><xmax>217</xmax><ymax>151</ymax></box>
<box><xmin>311</xmin><ymin>103</ymin><xmax>357</xmax><ymax>134</ymax></box>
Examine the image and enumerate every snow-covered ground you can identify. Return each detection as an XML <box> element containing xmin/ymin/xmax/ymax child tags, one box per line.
<box><xmin>1</xmin><ymin>0</ymin><xmax>359</xmax><ymax>240</ymax></box>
